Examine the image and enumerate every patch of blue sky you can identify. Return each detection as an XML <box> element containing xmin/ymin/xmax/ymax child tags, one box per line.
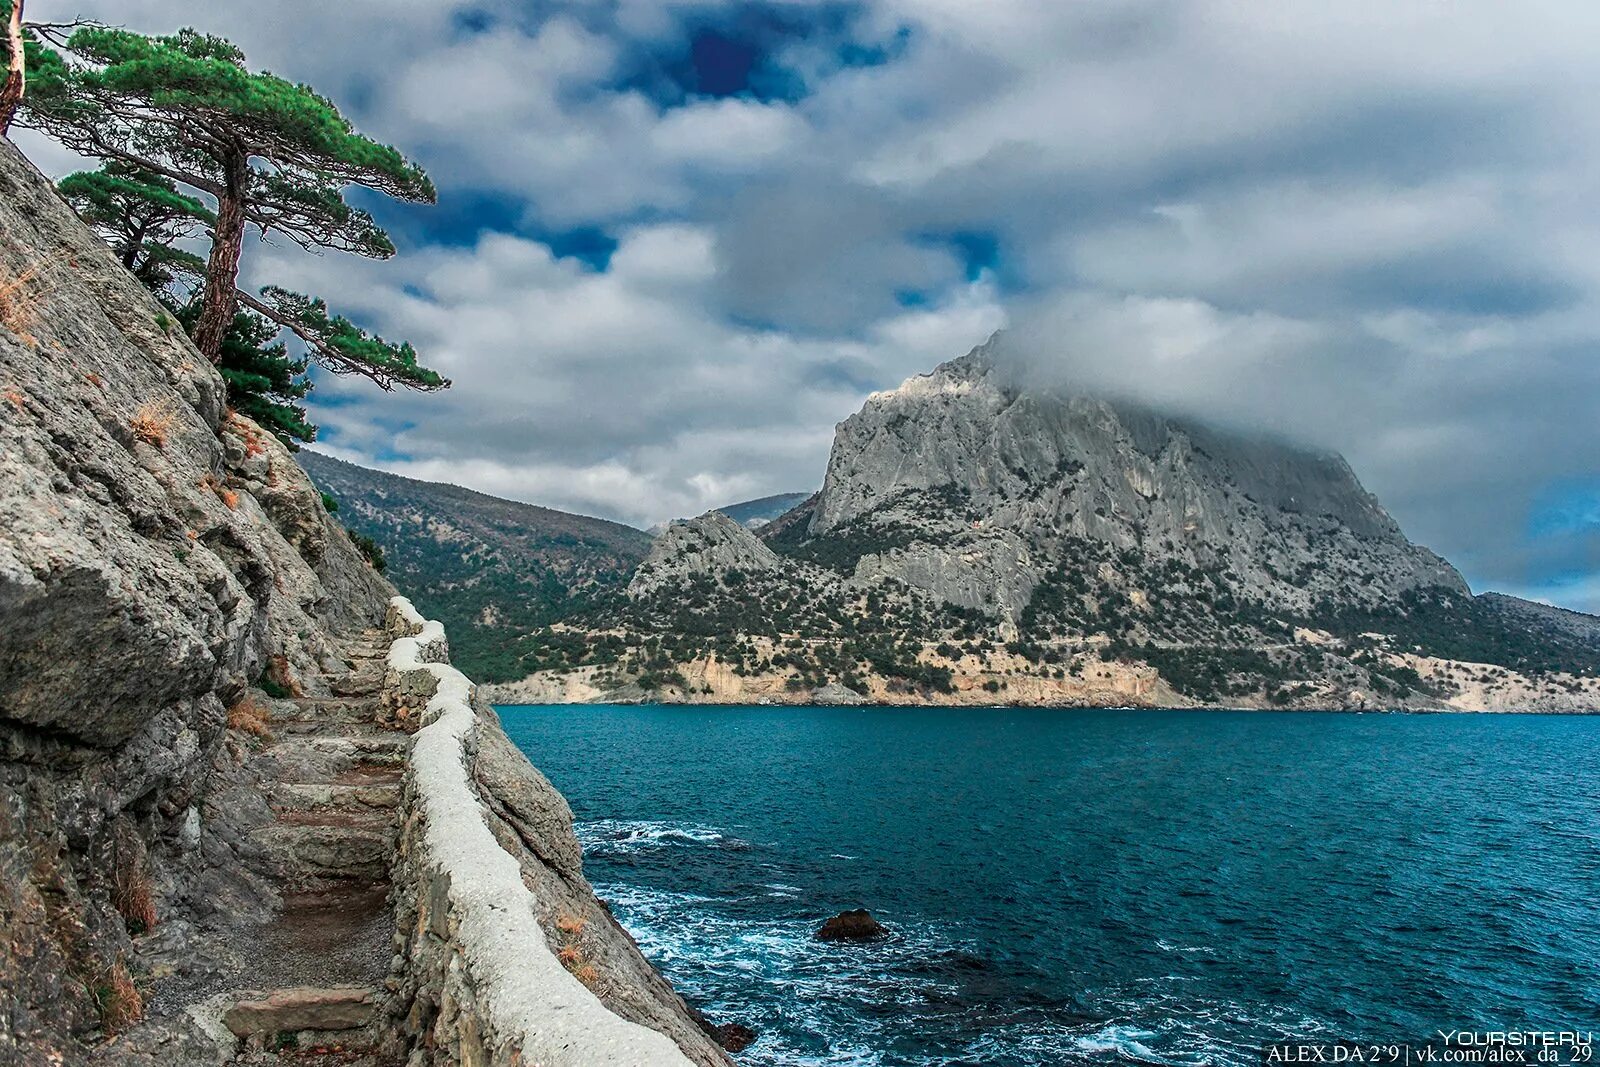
<box><xmin>607</xmin><ymin>1</ymin><xmax>895</xmax><ymax>107</ymax></box>
<box><xmin>1528</xmin><ymin>481</ymin><xmax>1600</xmax><ymax>539</ymax></box>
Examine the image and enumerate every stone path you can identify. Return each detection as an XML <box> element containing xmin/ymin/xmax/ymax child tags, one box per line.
<box><xmin>227</xmin><ymin>628</ymin><xmax>407</xmax><ymax>1065</ymax></box>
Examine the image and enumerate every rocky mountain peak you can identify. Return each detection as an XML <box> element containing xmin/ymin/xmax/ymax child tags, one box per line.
<box><xmin>802</xmin><ymin>338</ymin><xmax>1464</xmax><ymax>622</ymax></box>
<box><xmin>629</xmin><ymin>511</ymin><xmax>784</xmax><ymax>598</ymax></box>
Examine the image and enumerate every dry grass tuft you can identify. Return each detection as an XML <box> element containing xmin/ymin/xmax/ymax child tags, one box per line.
<box><xmin>228</xmin><ymin>412</ymin><xmax>269</xmax><ymax>458</ymax></box>
<box><xmin>97</xmin><ymin>960</ymin><xmax>144</xmax><ymax>1034</ymax></box>
<box><xmin>266</xmin><ymin>654</ymin><xmax>303</xmax><ymax>698</ymax></box>
<box><xmin>84</xmin><ymin>372</ymin><xmax>105</xmax><ymax>389</ymax></box>
<box><xmin>227</xmin><ymin>696</ymin><xmax>272</xmax><ymax>738</ymax></box>
<box><xmin>112</xmin><ymin>864</ymin><xmax>157</xmax><ymax>936</ymax></box>
<box><xmin>199</xmin><ymin>474</ymin><xmax>241</xmax><ymax>510</ymax></box>
<box><xmin>129</xmin><ymin>400</ymin><xmax>178</xmax><ymax>447</ymax></box>
<box><xmin>554</xmin><ymin>910</ymin><xmax>600</xmax><ymax>989</ymax></box>
<box><xmin>0</xmin><ymin>267</ymin><xmax>42</xmax><ymax>346</ymax></box>
<box><xmin>4</xmin><ymin>388</ymin><xmax>23</xmax><ymax>412</ymax></box>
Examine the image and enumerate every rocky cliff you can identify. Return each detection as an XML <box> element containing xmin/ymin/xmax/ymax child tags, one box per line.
<box><xmin>801</xmin><ymin>339</ymin><xmax>1465</xmax><ymax>623</ymax></box>
<box><xmin>0</xmin><ymin>139</ymin><xmax>727</xmax><ymax>1066</ymax></box>
<box><xmin>489</xmin><ymin>343</ymin><xmax>1600</xmax><ymax>712</ymax></box>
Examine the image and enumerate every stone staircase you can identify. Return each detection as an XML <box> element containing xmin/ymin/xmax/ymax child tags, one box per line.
<box><xmin>225</xmin><ymin>628</ymin><xmax>408</xmax><ymax>1065</ymax></box>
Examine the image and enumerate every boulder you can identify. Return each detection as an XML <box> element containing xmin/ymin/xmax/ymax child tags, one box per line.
<box><xmin>223</xmin><ymin>986</ymin><xmax>375</xmax><ymax>1036</ymax></box>
<box><xmin>816</xmin><ymin>909</ymin><xmax>887</xmax><ymax>942</ymax></box>
<box><xmin>711</xmin><ymin>1022</ymin><xmax>758</xmax><ymax>1052</ymax></box>
<box><xmin>812</xmin><ymin>682</ymin><xmax>866</xmax><ymax>705</ymax></box>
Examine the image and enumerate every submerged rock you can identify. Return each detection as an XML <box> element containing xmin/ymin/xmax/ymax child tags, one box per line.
<box><xmin>816</xmin><ymin>909</ymin><xmax>887</xmax><ymax>942</ymax></box>
<box><xmin>711</xmin><ymin>1021</ymin><xmax>758</xmax><ymax>1052</ymax></box>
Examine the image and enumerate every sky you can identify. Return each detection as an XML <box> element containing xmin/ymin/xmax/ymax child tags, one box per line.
<box><xmin>15</xmin><ymin>0</ymin><xmax>1600</xmax><ymax>612</ymax></box>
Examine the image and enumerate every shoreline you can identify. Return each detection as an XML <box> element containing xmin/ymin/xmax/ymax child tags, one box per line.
<box><xmin>490</xmin><ymin>698</ymin><xmax>1600</xmax><ymax>716</ymax></box>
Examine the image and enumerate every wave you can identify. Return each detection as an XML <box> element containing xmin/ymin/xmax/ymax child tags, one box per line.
<box><xmin>575</xmin><ymin>818</ymin><xmax>752</xmax><ymax>856</ymax></box>
<box><xmin>596</xmin><ymin>879</ymin><xmax>1338</xmax><ymax>1067</ymax></box>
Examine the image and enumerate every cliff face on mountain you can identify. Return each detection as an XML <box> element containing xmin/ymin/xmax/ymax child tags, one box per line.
<box><xmin>0</xmin><ymin>132</ymin><xmax>385</xmax><ymax>1058</ymax></box>
<box><xmin>0</xmin><ymin>140</ymin><xmax>724</xmax><ymax>1066</ymax></box>
<box><xmin>488</xmin><ymin>344</ymin><xmax>1600</xmax><ymax>712</ymax></box>
<box><xmin>800</xmin><ymin>341</ymin><xmax>1465</xmax><ymax>623</ymax></box>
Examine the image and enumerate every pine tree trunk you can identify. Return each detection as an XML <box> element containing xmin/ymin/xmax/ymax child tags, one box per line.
<box><xmin>122</xmin><ymin>223</ymin><xmax>144</xmax><ymax>270</ymax></box>
<box><xmin>0</xmin><ymin>0</ymin><xmax>24</xmax><ymax>136</ymax></box>
<box><xmin>193</xmin><ymin>153</ymin><xmax>248</xmax><ymax>363</ymax></box>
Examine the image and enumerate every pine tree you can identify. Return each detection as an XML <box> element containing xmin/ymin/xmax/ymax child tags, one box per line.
<box><xmin>188</xmin><ymin>305</ymin><xmax>316</xmax><ymax>446</ymax></box>
<box><xmin>2</xmin><ymin>4</ymin><xmax>79</xmax><ymax>136</ymax></box>
<box><xmin>57</xmin><ymin>162</ymin><xmax>213</xmax><ymax>291</ymax></box>
<box><xmin>22</xmin><ymin>25</ymin><xmax>445</xmax><ymax>392</ymax></box>
<box><xmin>58</xmin><ymin>164</ymin><xmax>317</xmax><ymax>445</ymax></box>
<box><xmin>0</xmin><ymin>1</ymin><xmax>22</xmax><ymax>133</ymax></box>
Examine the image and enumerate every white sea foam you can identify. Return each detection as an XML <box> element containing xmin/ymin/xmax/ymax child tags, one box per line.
<box><xmin>575</xmin><ymin>819</ymin><xmax>750</xmax><ymax>855</ymax></box>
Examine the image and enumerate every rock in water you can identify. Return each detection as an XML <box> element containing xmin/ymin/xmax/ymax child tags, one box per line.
<box><xmin>812</xmin><ymin>682</ymin><xmax>867</xmax><ymax>705</ymax></box>
<box><xmin>817</xmin><ymin>909</ymin><xmax>888</xmax><ymax>942</ymax></box>
<box><xmin>711</xmin><ymin>1022</ymin><xmax>758</xmax><ymax>1052</ymax></box>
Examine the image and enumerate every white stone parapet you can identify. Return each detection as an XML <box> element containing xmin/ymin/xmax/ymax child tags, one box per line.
<box><xmin>384</xmin><ymin>596</ymin><xmax>694</xmax><ymax>1067</ymax></box>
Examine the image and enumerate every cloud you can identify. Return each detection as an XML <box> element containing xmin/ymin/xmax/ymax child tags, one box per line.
<box><xmin>17</xmin><ymin>0</ymin><xmax>1600</xmax><ymax>611</ymax></box>
<box><xmin>259</xmin><ymin>226</ymin><xmax>1002</xmax><ymax>526</ymax></box>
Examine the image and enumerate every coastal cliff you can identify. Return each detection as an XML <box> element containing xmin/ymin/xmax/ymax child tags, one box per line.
<box><xmin>0</xmin><ymin>139</ymin><xmax>726</xmax><ymax>1064</ymax></box>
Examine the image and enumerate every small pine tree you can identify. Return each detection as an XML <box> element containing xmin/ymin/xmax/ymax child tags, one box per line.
<box><xmin>57</xmin><ymin>162</ymin><xmax>212</xmax><ymax>291</ymax></box>
<box><xmin>178</xmin><ymin>303</ymin><xmax>315</xmax><ymax>446</ymax></box>
<box><xmin>57</xmin><ymin>164</ymin><xmax>317</xmax><ymax>446</ymax></box>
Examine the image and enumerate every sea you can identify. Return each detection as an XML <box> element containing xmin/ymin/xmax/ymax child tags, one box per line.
<box><xmin>498</xmin><ymin>704</ymin><xmax>1600</xmax><ymax>1066</ymax></box>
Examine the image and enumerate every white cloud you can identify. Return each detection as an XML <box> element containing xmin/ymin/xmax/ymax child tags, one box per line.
<box><xmin>651</xmin><ymin>98</ymin><xmax>807</xmax><ymax>165</ymax></box>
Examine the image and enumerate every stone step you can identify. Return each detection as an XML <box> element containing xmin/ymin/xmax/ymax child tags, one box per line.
<box><xmin>274</xmin><ymin>807</ymin><xmax>394</xmax><ymax>831</ymax></box>
<box><xmin>255</xmin><ymin>823</ymin><xmax>395</xmax><ymax>882</ymax></box>
<box><xmin>270</xmin><ymin>781</ymin><xmax>401</xmax><ymax>813</ymax></box>
<box><xmin>268</xmin><ymin>718</ymin><xmax>378</xmax><ymax>739</ymax></box>
<box><xmin>223</xmin><ymin>986</ymin><xmax>377</xmax><ymax>1037</ymax></box>
<box><xmin>264</xmin><ymin>734</ymin><xmax>409</xmax><ymax>771</ymax></box>
<box><xmin>282</xmin><ymin>696</ymin><xmax>382</xmax><ymax>723</ymax></box>
<box><xmin>333</xmin><ymin>763</ymin><xmax>405</xmax><ymax>787</ymax></box>
<box><xmin>322</xmin><ymin>670</ymin><xmax>385</xmax><ymax>697</ymax></box>
<box><xmin>262</xmin><ymin>761</ymin><xmax>403</xmax><ymax>798</ymax></box>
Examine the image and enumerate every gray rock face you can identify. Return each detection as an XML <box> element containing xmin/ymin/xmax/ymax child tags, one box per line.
<box><xmin>0</xmin><ymin>139</ymin><xmax>393</xmax><ymax>1063</ymax></box>
<box><xmin>811</xmin><ymin>682</ymin><xmax>867</xmax><ymax>705</ymax></box>
<box><xmin>630</xmin><ymin>511</ymin><xmax>785</xmax><ymax>598</ymax></box>
<box><xmin>1480</xmin><ymin>592</ymin><xmax>1600</xmax><ymax>644</ymax></box>
<box><xmin>808</xmin><ymin>340</ymin><xmax>1466</xmax><ymax>621</ymax></box>
<box><xmin>0</xmin><ymin>137</ymin><xmax>729</xmax><ymax>1067</ymax></box>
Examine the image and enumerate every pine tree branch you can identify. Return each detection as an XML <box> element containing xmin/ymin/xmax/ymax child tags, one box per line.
<box><xmin>233</xmin><ymin>287</ymin><xmax>448</xmax><ymax>393</ymax></box>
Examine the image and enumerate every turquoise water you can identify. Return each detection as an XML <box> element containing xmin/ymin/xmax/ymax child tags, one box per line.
<box><xmin>498</xmin><ymin>705</ymin><xmax>1600</xmax><ymax>1066</ymax></box>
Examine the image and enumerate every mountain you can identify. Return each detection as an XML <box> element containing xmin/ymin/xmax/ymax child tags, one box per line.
<box><xmin>296</xmin><ymin>451</ymin><xmax>652</xmax><ymax>681</ymax></box>
<box><xmin>484</xmin><ymin>341</ymin><xmax>1600</xmax><ymax>711</ymax></box>
<box><xmin>714</xmin><ymin>492</ymin><xmax>812</xmax><ymax>529</ymax></box>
